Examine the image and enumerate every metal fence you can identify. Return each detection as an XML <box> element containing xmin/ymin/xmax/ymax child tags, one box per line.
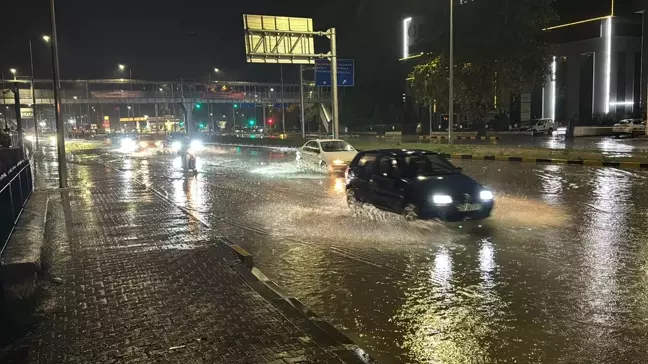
<box><xmin>0</xmin><ymin>160</ymin><xmax>33</xmax><ymax>255</ymax></box>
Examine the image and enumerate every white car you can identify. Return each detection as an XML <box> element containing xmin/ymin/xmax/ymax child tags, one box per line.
<box><xmin>528</xmin><ymin>118</ymin><xmax>555</xmax><ymax>135</ymax></box>
<box><xmin>612</xmin><ymin>119</ymin><xmax>645</xmax><ymax>137</ymax></box>
<box><xmin>297</xmin><ymin>139</ymin><xmax>358</xmax><ymax>173</ymax></box>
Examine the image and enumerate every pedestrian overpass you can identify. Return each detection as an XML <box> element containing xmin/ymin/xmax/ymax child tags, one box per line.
<box><xmin>1</xmin><ymin>78</ymin><xmax>333</xmax><ymax>132</ymax></box>
<box><xmin>0</xmin><ymin>78</ymin><xmax>330</xmax><ymax>105</ymax></box>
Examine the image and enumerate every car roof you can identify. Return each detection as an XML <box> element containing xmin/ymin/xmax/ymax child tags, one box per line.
<box><xmin>308</xmin><ymin>139</ymin><xmax>346</xmax><ymax>143</ymax></box>
<box><xmin>358</xmin><ymin>149</ymin><xmax>440</xmax><ymax>156</ymax></box>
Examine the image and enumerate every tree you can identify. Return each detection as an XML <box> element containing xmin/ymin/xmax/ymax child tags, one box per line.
<box><xmin>406</xmin><ymin>0</ymin><xmax>558</xmax><ymax>122</ymax></box>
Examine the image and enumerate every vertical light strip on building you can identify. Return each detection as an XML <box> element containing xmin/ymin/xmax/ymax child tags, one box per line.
<box><xmin>551</xmin><ymin>56</ymin><xmax>556</xmax><ymax>121</ymax></box>
<box><xmin>605</xmin><ymin>17</ymin><xmax>612</xmax><ymax>114</ymax></box>
<box><xmin>403</xmin><ymin>17</ymin><xmax>412</xmax><ymax>59</ymax></box>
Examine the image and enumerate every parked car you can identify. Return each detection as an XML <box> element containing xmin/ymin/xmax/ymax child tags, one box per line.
<box><xmin>345</xmin><ymin>149</ymin><xmax>494</xmax><ymax>221</ymax></box>
<box><xmin>296</xmin><ymin>139</ymin><xmax>358</xmax><ymax>173</ymax></box>
<box><xmin>527</xmin><ymin>118</ymin><xmax>555</xmax><ymax>135</ymax></box>
<box><xmin>612</xmin><ymin>119</ymin><xmax>645</xmax><ymax>138</ymax></box>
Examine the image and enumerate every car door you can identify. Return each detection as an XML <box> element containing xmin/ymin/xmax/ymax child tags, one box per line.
<box><xmin>370</xmin><ymin>156</ymin><xmax>404</xmax><ymax>210</ymax></box>
<box><xmin>349</xmin><ymin>152</ymin><xmax>378</xmax><ymax>202</ymax></box>
<box><xmin>301</xmin><ymin>141</ymin><xmax>318</xmax><ymax>164</ymax></box>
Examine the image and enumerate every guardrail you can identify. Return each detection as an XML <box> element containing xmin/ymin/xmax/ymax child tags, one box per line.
<box><xmin>0</xmin><ymin>160</ymin><xmax>33</xmax><ymax>255</ymax></box>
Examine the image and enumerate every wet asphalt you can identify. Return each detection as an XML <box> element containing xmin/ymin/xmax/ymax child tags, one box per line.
<box><xmin>82</xmin><ymin>145</ymin><xmax>648</xmax><ymax>363</ymax></box>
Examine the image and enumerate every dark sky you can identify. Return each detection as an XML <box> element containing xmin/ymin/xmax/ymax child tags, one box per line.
<box><xmin>2</xmin><ymin>0</ymin><xmax>617</xmax><ymax>119</ymax></box>
<box><xmin>1</xmin><ymin>0</ymin><xmax>403</xmax><ymax>83</ymax></box>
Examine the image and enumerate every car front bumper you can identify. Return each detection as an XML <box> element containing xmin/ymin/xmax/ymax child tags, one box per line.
<box><xmin>420</xmin><ymin>202</ymin><xmax>494</xmax><ymax>221</ymax></box>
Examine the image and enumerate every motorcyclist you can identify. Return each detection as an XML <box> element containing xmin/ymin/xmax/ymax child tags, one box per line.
<box><xmin>179</xmin><ymin>141</ymin><xmax>196</xmax><ymax>171</ymax></box>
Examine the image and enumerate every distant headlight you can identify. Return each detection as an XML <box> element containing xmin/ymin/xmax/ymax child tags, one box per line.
<box><xmin>332</xmin><ymin>159</ymin><xmax>345</xmax><ymax>166</ymax></box>
<box><xmin>171</xmin><ymin>141</ymin><xmax>182</xmax><ymax>151</ymax></box>
<box><xmin>121</xmin><ymin>137</ymin><xmax>133</xmax><ymax>146</ymax></box>
<box><xmin>432</xmin><ymin>194</ymin><xmax>453</xmax><ymax>205</ymax></box>
<box><xmin>480</xmin><ymin>190</ymin><xmax>494</xmax><ymax>201</ymax></box>
<box><xmin>139</xmin><ymin>141</ymin><xmax>148</xmax><ymax>148</ymax></box>
<box><xmin>190</xmin><ymin>140</ymin><xmax>203</xmax><ymax>151</ymax></box>
<box><xmin>155</xmin><ymin>140</ymin><xmax>163</xmax><ymax>147</ymax></box>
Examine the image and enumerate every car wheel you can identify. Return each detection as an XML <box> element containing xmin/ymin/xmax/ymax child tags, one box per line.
<box><xmin>346</xmin><ymin>188</ymin><xmax>360</xmax><ymax>208</ymax></box>
<box><xmin>403</xmin><ymin>203</ymin><xmax>418</xmax><ymax>221</ymax></box>
<box><xmin>319</xmin><ymin>161</ymin><xmax>328</xmax><ymax>174</ymax></box>
<box><xmin>547</xmin><ymin>128</ymin><xmax>553</xmax><ymax>135</ymax></box>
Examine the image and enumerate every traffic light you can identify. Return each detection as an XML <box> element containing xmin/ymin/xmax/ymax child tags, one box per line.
<box><xmin>267</xmin><ymin>118</ymin><xmax>274</xmax><ymax>125</ymax></box>
<box><xmin>195</xmin><ymin>103</ymin><xmax>202</xmax><ymax>109</ymax></box>
<box><xmin>199</xmin><ymin>122</ymin><xmax>206</xmax><ymax>129</ymax></box>
<box><xmin>234</xmin><ymin>104</ymin><xmax>239</xmax><ymax>109</ymax></box>
<box><xmin>248</xmin><ymin>119</ymin><xmax>255</xmax><ymax>126</ymax></box>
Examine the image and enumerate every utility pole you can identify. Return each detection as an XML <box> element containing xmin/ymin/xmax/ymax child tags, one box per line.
<box><xmin>448</xmin><ymin>0</ymin><xmax>454</xmax><ymax>144</ymax></box>
<box><xmin>50</xmin><ymin>0</ymin><xmax>67</xmax><ymax>188</ymax></box>
<box><xmin>448</xmin><ymin>0</ymin><xmax>454</xmax><ymax>142</ymax></box>
<box><xmin>280</xmin><ymin>65</ymin><xmax>285</xmax><ymax>135</ymax></box>
<box><xmin>13</xmin><ymin>85</ymin><xmax>24</xmax><ymax>155</ymax></box>
<box><xmin>29</xmin><ymin>40</ymin><xmax>39</xmax><ymax>149</ymax></box>
<box><xmin>330</xmin><ymin>27</ymin><xmax>339</xmax><ymax>138</ymax></box>
<box><xmin>299</xmin><ymin>65</ymin><xmax>305</xmax><ymax>139</ymax></box>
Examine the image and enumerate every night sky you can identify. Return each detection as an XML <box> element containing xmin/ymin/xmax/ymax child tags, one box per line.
<box><xmin>0</xmin><ymin>0</ymin><xmax>621</xmax><ymax>119</ymax></box>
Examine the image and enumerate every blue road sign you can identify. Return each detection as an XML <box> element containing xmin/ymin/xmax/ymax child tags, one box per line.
<box><xmin>240</xmin><ymin>103</ymin><xmax>256</xmax><ymax>109</ymax></box>
<box><xmin>315</xmin><ymin>59</ymin><xmax>354</xmax><ymax>87</ymax></box>
<box><xmin>272</xmin><ymin>103</ymin><xmax>290</xmax><ymax>109</ymax></box>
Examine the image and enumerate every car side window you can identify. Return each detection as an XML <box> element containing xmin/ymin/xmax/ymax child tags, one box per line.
<box><xmin>304</xmin><ymin>141</ymin><xmax>317</xmax><ymax>152</ymax></box>
<box><xmin>378</xmin><ymin>156</ymin><xmax>400</xmax><ymax>178</ymax></box>
<box><xmin>355</xmin><ymin>153</ymin><xmax>377</xmax><ymax>175</ymax></box>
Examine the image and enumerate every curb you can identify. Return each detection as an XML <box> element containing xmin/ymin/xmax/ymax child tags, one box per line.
<box><xmin>100</xmin><ymin>159</ymin><xmax>378</xmax><ymax>364</ymax></box>
<box><xmin>445</xmin><ymin>153</ymin><xmax>648</xmax><ymax>168</ymax></box>
<box><xmin>204</xmin><ymin>143</ymin><xmax>648</xmax><ymax>169</ymax></box>
<box><xmin>420</xmin><ymin>136</ymin><xmax>500</xmax><ymax>140</ymax></box>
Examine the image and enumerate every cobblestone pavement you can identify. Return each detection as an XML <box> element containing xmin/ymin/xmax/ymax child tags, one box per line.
<box><xmin>0</xmin><ymin>155</ymin><xmax>356</xmax><ymax>364</ymax></box>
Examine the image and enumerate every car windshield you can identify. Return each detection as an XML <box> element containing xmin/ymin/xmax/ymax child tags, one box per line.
<box><xmin>320</xmin><ymin>141</ymin><xmax>354</xmax><ymax>152</ymax></box>
<box><xmin>403</xmin><ymin>154</ymin><xmax>458</xmax><ymax>176</ymax></box>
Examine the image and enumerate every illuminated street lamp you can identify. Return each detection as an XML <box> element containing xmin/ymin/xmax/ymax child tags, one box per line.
<box><xmin>9</xmin><ymin>68</ymin><xmax>17</xmax><ymax>80</ymax></box>
<box><xmin>214</xmin><ymin>68</ymin><xmax>220</xmax><ymax>73</ymax></box>
<box><xmin>42</xmin><ymin>35</ymin><xmax>50</xmax><ymax>42</ymax></box>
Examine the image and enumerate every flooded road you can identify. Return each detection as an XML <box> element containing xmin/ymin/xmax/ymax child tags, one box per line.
<box><xmin>89</xmin><ymin>145</ymin><xmax>648</xmax><ymax>363</ymax></box>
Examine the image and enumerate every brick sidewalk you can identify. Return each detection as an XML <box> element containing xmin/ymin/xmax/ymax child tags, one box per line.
<box><xmin>0</xmin><ymin>159</ymin><xmax>363</xmax><ymax>363</ymax></box>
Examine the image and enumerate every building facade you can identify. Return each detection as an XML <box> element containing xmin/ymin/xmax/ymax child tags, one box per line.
<box><xmin>541</xmin><ymin>0</ymin><xmax>646</xmax><ymax>123</ymax></box>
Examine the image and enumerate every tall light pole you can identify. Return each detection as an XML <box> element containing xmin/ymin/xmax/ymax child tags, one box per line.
<box><xmin>29</xmin><ymin>40</ymin><xmax>41</xmax><ymax>149</ymax></box>
<box><xmin>448</xmin><ymin>0</ymin><xmax>454</xmax><ymax>142</ymax></box>
<box><xmin>49</xmin><ymin>0</ymin><xmax>67</xmax><ymax>188</ymax></box>
<box><xmin>118</xmin><ymin>64</ymin><xmax>132</xmax><ymax>90</ymax></box>
<box><xmin>9</xmin><ymin>68</ymin><xmax>17</xmax><ymax>81</ymax></box>
<box><xmin>280</xmin><ymin>65</ymin><xmax>285</xmax><ymax>135</ymax></box>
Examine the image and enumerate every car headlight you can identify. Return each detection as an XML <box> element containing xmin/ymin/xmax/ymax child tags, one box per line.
<box><xmin>171</xmin><ymin>141</ymin><xmax>182</xmax><ymax>151</ymax></box>
<box><xmin>190</xmin><ymin>140</ymin><xmax>203</xmax><ymax>150</ymax></box>
<box><xmin>332</xmin><ymin>159</ymin><xmax>345</xmax><ymax>166</ymax></box>
<box><xmin>155</xmin><ymin>140</ymin><xmax>163</xmax><ymax>147</ymax></box>
<box><xmin>432</xmin><ymin>194</ymin><xmax>453</xmax><ymax>205</ymax></box>
<box><xmin>121</xmin><ymin>137</ymin><xmax>133</xmax><ymax>146</ymax></box>
<box><xmin>480</xmin><ymin>190</ymin><xmax>494</xmax><ymax>201</ymax></box>
<box><xmin>139</xmin><ymin>141</ymin><xmax>148</xmax><ymax>148</ymax></box>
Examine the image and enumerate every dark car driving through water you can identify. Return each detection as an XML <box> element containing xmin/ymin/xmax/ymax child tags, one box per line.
<box><xmin>345</xmin><ymin>149</ymin><xmax>494</xmax><ymax>221</ymax></box>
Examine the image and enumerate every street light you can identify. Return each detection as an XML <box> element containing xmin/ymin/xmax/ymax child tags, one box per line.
<box><xmin>118</xmin><ymin>64</ymin><xmax>125</xmax><ymax>71</ymax></box>
<box><xmin>42</xmin><ymin>35</ymin><xmax>50</xmax><ymax>42</ymax></box>
<box><xmin>214</xmin><ymin>68</ymin><xmax>220</xmax><ymax>73</ymax></box>
<box><xmin>9</xmin><ymin>68</ymin><xmax>17</xmax><ymax>80</ymax></box>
